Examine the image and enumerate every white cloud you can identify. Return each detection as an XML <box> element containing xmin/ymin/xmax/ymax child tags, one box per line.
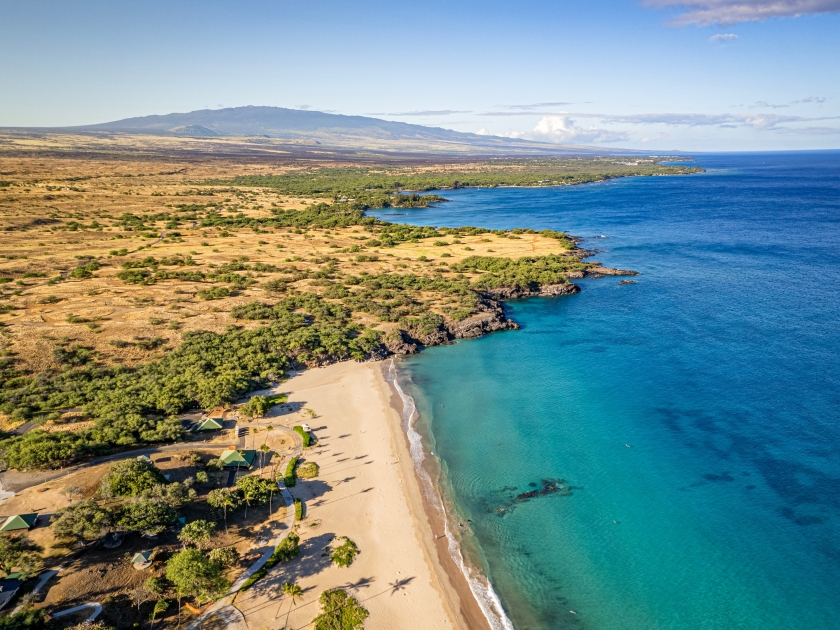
<box><xmin>640</xmin><ymin>133</ymin><xmax>671</xmax><ymax>142</ymax></box>
<box><xmin>476</xmin><ymin>128</ymin><xmax>490</xmax><ymax>135</ymax></box>
<box><xmin>750</xmin><ymin>96</ymin><xmax>828</xmax><ymax>108</ymax></box>
<box><xmin>506</xmin><ymin>115</ymin><xmax>629</xmax><ymax>144</ymax></box>
<box><xmin>572</xmin><ymin>111</ymin><xmax>840</xmax><ymax>129</ymax></box>
<box><xmin>644</xmin><ymin>0</ymin><xmax>840</xmax><ymax>26</ymax></box>
<box><xmin>710</xmin><ymin>33</ymin><xmax>739</xmax><ymax>41</ymax></box>
<box><xmin>497</xmin><ymin>102</ymin><xmax>572</xmax><ymax>111</ymax></box>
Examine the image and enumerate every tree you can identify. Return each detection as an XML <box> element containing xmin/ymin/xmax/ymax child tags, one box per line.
<box><xmin>0</xmin><ymin>430</ymin><xmax>89</xmax><ymax>471</ymax></box>
<box><xmin>236</xmin><ymin>475</ymin><xmax>275</xmax><ymax>518</ymax></box>
<box><xmin>143</xmin><ymin>577</ymin><xmax>167</xmax><ymax>627</ymax></box>
<box><xmin>146</xmin><ymin>481</ymin><xmax>195</xmax><ymax>507</ymax></box>
<box><xmin>117</xmin><ymin>499</ymin><xmax>176</xmax><ymax>537</ymax></box>
<box><xmin>130</xmin><ymin>584</ymin><xmax>149</xmax><ymax>613</ymax></box>
<box><xmin>208</xmin><ymin>546</ymin><xmax>240</xmax><ymax>568</ymax></box>
<box><xmin>273</xmin><ymin>532</ymin><xmax>300</xmax><ymax>562</ymax></box>
<box><xmin>166</xmin><ymin>548</ymin><xmax>228</xmax><ymax>622</ymax></box>
<box><xmin>144</xmin><ymin>575</ymin><xmax>166</xmax><ymax>598</ymax></box>
<box><xmin>282</xmin><ymin>581</ymin><xmax>303</xmax><ymax>604</ymax></box>
<box><xmin>100</xmin><ymin>458</ymin><xmax>167</xmax><ymax>498</ymax></box>
<box><xmin>311</xmin><ymin>589</ymin><xmax>369</xmax><ymax>630</ymax></box>
<box><xmin>195</xmin><ymin>471</ymin><xmax>209</xmax><ymax>484</ymax></box>
<box><xmin>0</xmin><ymin>535</ymin><xmax>40</xmax><ymax>576</ymax></box>
<box><xmin>239</xmin><ymin>395</ymin><xmax>270</xmax><ymax>420</ymax></box>
<box><xmin>258</xmin><ymin>443</ymin><xmax>270</xmax><ymax>474</ymax></box>
<box><xmin>207</xmin><ymin>488</ymin><xmax>241</xmax><ymax>533</ymax></box>
<box><xmin>51</xmin><ymin>499</ymin><xmax>112</xmax><ymax>543</ymax></box>
<box><xmin>149</xmin><ymin>599</ymin><xmax>169</xmax><ymax>627</ymax></box>
<box><xmin>330</xmin><ymin>537</ymin><xmax>359</xmax><ymax>568</ymax></box>
<box><xmin>178</xmin><ymin>520</ymin><xmax>215</xmax><ymax>550</ymax></box>
<box><xmin>59</xmin><ymin>484</ymin><xmax>83</xmax><ymax>503</ymax></box>
<box><xmin>0</xmin><ymin>608</ymin><xmax>48</xmax><ymax>630</ymax></box>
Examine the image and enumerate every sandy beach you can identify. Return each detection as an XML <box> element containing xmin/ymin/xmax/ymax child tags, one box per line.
<box><xmin>237</xmin><ymin>360</ymin><xmax>491</xmax><ymax>630</ymax></box>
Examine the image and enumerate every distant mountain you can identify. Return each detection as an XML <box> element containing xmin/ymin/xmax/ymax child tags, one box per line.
<box><xmin>169</xmin><ymin>125</ymin><xmax>218</xmax><ymax>137</ymax></box>
<box><xmin>64</xmin><ymin>106</ymin><xmax>613</xmax><ymax>156</ymax></box>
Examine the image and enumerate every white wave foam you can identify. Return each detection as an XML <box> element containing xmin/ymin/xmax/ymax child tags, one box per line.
<box><xmin>387</xmin><ymin>359</ymin><xmax>515</xmax><ymax>630</ymax></box>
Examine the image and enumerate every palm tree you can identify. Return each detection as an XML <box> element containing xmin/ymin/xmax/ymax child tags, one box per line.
<box><xmin>259</xmin><ymin>443</ymin><xmax>270</xmax><ymax>475</ymax></box>
<box><xmin>282</xmin><ymin>581</ymin><xmax>302</xmax><ymax>603</ymax></box>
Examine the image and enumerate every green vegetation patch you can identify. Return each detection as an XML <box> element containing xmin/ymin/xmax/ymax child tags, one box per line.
<box><xmin>284</xmin><ymin>457</ymin><xmax>298</xmax><ymax>487</ymax></box>
<box><xmin>293</xmin><ymin>425</ymin><xmax>312</xmax><ymax>447</ymax></box>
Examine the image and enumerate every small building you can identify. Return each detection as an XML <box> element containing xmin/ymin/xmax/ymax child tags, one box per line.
<box><xmin>219</xmin><ymin>449</ymin><xmax>256</xmax><ymax>469</ymax></box>
<box><xmin>0</xmin><ymin>514</ymin><xmax>38</xmax><ymax>532</ymax></box>
<box><xmin>197</xmin><ymin>418</ymin><xmax>223</xmax><ymax>431</ymax></box>
<box><xmin>0</xmin><ymin>579</ymin><xmax>22</xmax><ymax>611</ymax></box>
<box><xmin>131</xmin><ymin>551</ymin><xmax>153</xmax><ymax>570</ymax></box>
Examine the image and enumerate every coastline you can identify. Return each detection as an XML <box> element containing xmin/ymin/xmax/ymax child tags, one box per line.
<box><xmin>380</xmin><ymin>359</ymin><xmax>513</xmax><ymax>630</ymax></box>
<box><xmin>238</xmin><ymin>360</ymin><xmax>462</xmax><ymax>630</ymax></box>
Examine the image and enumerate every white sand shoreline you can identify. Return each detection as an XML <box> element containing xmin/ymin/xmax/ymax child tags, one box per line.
<box><xmin>385</xmin><ymin>358</ymin><xmax>514</xmax><ymax>630</ymax></box>
<box><xmin>239</xmin><ymin>360</ymin><xmax>467</xmax><ymax>630</ymax></box>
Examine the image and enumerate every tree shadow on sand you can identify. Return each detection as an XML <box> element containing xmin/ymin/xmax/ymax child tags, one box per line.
<box><xmin>235</xmin><ymin>532</ymin><xmax>336</xmax><ymax>615</ymax></box>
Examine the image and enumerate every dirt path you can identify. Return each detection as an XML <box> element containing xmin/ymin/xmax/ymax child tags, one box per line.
<box><xmin>0</xmin><ymin>441</ymin><xmax>239</xmax><ymax>494</ymax></box>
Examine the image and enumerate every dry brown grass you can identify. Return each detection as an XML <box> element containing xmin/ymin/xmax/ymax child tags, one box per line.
<box><xmin>0</xmin><ymin>133</ymin><xmax>576</xmax><ymax>372</ymax></box>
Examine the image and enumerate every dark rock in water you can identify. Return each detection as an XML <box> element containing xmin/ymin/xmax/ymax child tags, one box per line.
<box><xmin>480</xmin><ymin>284</ymin><xmax>580</xmax><ymax>300</ymax></box>
<box><xmin>516</xmin><ymin>479</ymin><xmax>565</xmax><ymax>501</ymax></box>
<box><xmin>489</xmin><ymin>478</ymin><xmax>572</xmax><ymax>516</ymax></box>
<box><xmin>585</xmin><ymin>265</ymin><xmax>639</xmax><ymax>278</ymax></box>
<box><xmin>619</xmin><ymin>280</ymin><xmax>637</xmax><ymax>285</ymax></box>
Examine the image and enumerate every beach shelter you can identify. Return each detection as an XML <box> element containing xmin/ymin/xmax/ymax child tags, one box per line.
<box><xmin>131</xmin><ymin>551</ymin><xmax>152</xmax><ymax>564</ymax></box>
<box><xmin>0</xmin><ymin>514</ymin><xmax>37</xmax><ymax>532</ymax></box>
<box><xmin>197</xmin><ymin>418</ymin><xmax>223</xmax><ymax>431</ymax></box>
<box><xmin>219</xmin><ymin>449</ymin><xmax>256</xmax><ymax>468</ymax></box>
<box><xmin>219</xmin><ymin>449</ymin><xmax>248</xmax><ymax>468</ymax></box>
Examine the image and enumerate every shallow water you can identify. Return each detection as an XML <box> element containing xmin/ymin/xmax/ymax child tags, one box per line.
<box><xmin>370</xmin><ymin>153</ymin><xmax>840</xmax><ymax>630</ymax></box>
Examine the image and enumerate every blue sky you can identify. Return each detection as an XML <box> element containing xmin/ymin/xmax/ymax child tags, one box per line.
<box><xmin>2</xmin><ymin>0</ymin><xmax>839</xmax><ymax>151</ymax></box>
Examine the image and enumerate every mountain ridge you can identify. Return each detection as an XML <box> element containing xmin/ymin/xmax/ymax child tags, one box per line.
<box><xmin>54</xmin><ymin>105</ymin><xmax>622</xmax><ymax>155</ymax></box>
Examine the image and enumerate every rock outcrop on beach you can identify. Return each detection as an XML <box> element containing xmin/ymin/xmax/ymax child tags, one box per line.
<box><xmin>383</xmin><ymin>329</ymin><xmax>420</xmax><ymax>355</ymax></box>
<box><xmin>447</xmin><ymin>305</ymin><xmax>520</xmax><ymax>339</ymax></box>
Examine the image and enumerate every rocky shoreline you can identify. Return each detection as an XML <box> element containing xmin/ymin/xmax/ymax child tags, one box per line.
<box><xmin>381</xmin><ymin>264</ymin><xmax>638</xmax><ymax>356</ymax></box>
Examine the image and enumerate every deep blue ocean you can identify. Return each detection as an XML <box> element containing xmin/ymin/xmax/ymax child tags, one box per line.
<box><xmin>369</xmin><ymin>153</ymin><xmax>840</xmax><ymax>630</ymax></box>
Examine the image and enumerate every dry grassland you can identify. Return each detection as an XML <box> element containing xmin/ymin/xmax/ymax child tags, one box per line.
<box><xmin>0</xmin><ymin>135</ymin><xmax>574</xmax><ymax>382</ymax></box>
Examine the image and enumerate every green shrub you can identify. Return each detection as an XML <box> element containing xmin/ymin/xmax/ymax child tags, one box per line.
<box><xmin>293</xmin><ymin>426</ymin><xmax>311</xmax><ymax>447</ymax></box>
<box><xmin>295</xmin><ymin>497</ymin><xmax>304</xmax><ymax>520</ymax></box>
<box><xmin>330</xmin><ymin>537</ymin><xmax>359</xmax><ymax>568</ymax></box>
<box><xmin>239</xmin><ymin>567</ymin><xmax>267</xmax><ymax>590</ymax></box>
<box><xmin>270</xmin><ymin>532</ymin><xmax>301</xmax><ymax>565</ymax></box>
<box><xmin>197</xmin><ymin>286</ymin><xmax>231</xmax><ymax>300</ymax></box>
<box><xmin>101</xmin><ymin>457</ymin><xmax>167</xmax><ymax>497</ymax></box>
<box><xmin>297</xmin><ymin>461</ymin><xmax>319</xmax><ymax>479</ymax></box>
<box><xmin>284</xmin><ymin>457</ymin><xmax>298</xmax><ymax>487</ymax></box>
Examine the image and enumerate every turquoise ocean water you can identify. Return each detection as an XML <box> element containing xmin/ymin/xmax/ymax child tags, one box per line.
<box><xmin>370</xmin><ymin>153</ymin><xmax>840</xmax><ymax>630</ymax></box>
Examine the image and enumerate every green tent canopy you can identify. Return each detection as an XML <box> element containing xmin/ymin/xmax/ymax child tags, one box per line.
<box><xmin>198</xmin><ymin>418</ymin><xmax>223</xmax><ymax>431</ymax></box>
<box><xmin>0</xmin><ymin>514</ymin><xmax>37</xmax><ymax>532</ymax></box>
<box><xmin>219</xmin><ymin>449</ymin><xmax>255</xmax><ymax>468</ymax></box>
<box><xmin>131</xmin><ymin>551</ymin><xmax>152</xmax><ymax>564</ymax></box>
